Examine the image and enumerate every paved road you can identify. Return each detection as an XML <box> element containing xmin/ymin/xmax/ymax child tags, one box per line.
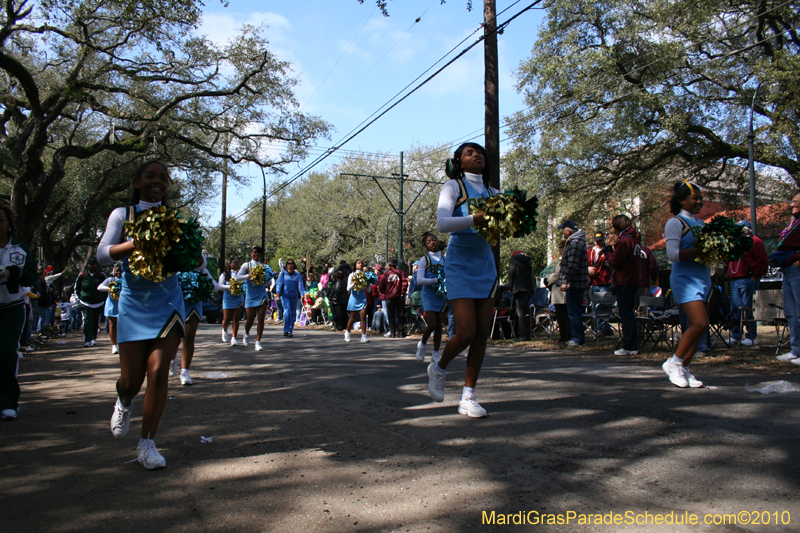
<box><xmin>2</xmin><ymin>324</ymin><xmax>800</xmax><ymax>532</ymax></box>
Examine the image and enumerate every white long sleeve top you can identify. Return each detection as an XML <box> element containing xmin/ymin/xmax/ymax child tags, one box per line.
<box><xmin>665</xmin><ymin>209</ymin><xmax>700</xmax><ymax>263</ymax></box>
<box><xmin>436</xmin><ymin>172</ymin><xmax>500</xmax><ymax>234</ymax></box>
<box><xmin>97</xmin><ymin>200</ymin><xmax>161</xmax><ymax>265</ymax></box>
<box><xmin>414</xmin><ymin>251</ymin><xmax>442</xmax><ymax>286</ymax></box>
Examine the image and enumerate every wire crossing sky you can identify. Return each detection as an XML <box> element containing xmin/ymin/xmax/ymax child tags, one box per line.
<box><xmin>199</xmin><ymin>1</ymin><xmax>545</xmax><ymax>223</ymax></box>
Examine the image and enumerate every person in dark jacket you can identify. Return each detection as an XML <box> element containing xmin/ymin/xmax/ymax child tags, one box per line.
<box><xmin>328</xmin><ymin>270</ymin><xmax>348</xmax><ymax>331</ymax></box>
<box><xmin>377</xmin><ymin>258</ymin><xmax>408</xmax><ymax>338</ymax></box>
<box><xmin>508</xmin><ymin>250</ymin><xmax>535</xmax><ymax>341</ymax></box>
<box><xmin>557</xmin><ymin>221</ymin><xmax>589</xmax><ymax>347</ymax></box>
<box><xmin>74</xmin><ymin>258</ymin><xmax>107</xmax><ymax>348</ymax></box>
<box><xmin>606</xmin><ymin>215</ymin><xmax>641</xmax><ymax>355</ymax></box>
<box><xmin>726</xmin><ymin>220</ymin><xmax>768</xmax><ymax>346</ymax></box>
<box><xmin>33</xmin><ymin>266</ymin><xmax>51</xmax><ymax>334</ymax></box>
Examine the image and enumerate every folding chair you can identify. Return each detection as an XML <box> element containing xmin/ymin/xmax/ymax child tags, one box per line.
<box><xmin>737</xmin><ymin>289</ymin><xmax>789</xmax><ymax>355</ymax></box>
<box><xmin>706</xmin><ymin>286</ymin><xmax>727</xmax><ymax>349</ymax></box>
<box><xmin>406</xmin><ymin>306</ymin><xmax>427</xmax><ymax>335</ymax></box>
<box><xmin>590</xmin><ymin>291</ymin><xmax>619</xmax><ymax>341</ymax></box>
<box><xmin>491</xmin><ymin>306</ymin><xmax>514</xmax><ymax>340</ymax></box>
<box><xmin>530</xmin><ymin>288</ymin><xmax>554</xmax><ymax>339</ymax></box>
<box><xmin>636</xmin><ymin>297</ymin><xmax>679</xmax><ymax>352</ymax></box>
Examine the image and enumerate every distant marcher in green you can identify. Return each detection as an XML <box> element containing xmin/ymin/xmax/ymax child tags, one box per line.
<box><xmin>74</xmin><ymin>258</ymin><xmax>107</xmax><ymax>348</ymax></box>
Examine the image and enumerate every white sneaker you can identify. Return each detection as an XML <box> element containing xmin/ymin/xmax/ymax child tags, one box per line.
<box><xmin>24</xmin><ymin>346</ymin><xmax>34</xmax><ymax>352</ymax></box>
<box><xmin>741</xmin><ymin>338</ymin><xmax>758</xmax><ymax>346</ymax></box>
<box><xmin>137</xmin><ymin>439</ymin><xmax>166</xmax><ymax>470</ymax></box>
<box><xmin>1</xmin><ymin>408</ymin><xmax>18</xmax><ymax>420</ymax></box>
<box><xmin>431</xmin><ymin>351</ymin><xmax>441</xmax><ymax>364</ymax></box>
<box><xmin>84</xmin><ymin>342</ymin><xmax>92</xmax><ymax>348</ymax></box>
<box><xmin>383</xmin><ymin>331</ymin><xmax>391</xmax><ymax>337</ymax></box>
<box><xmin>458</xmin><ymin>396</ymin><xmax>488</xmax><ymax>418</ymax></box>
<box><xmin>427</xmin><ymin>362</ymin><xmax>446</xmax><ymax>402</ymax></box>
<box><xmin>416</xmin><ymin>342</ymin><xmax>427</xmax><ymax>361</ymax></box>
<box><xmin>361</xmin><ymin>334</ymin><xmax>370</xmax><ymax>343</ymax></box>
<box><xmin>231</xmin><ymin>337</ymin><xmax>238</xmax><ymax>346</ymax></box>
<box><xmin>222</xmin><ymin>329</ymin><xmax>229</xmax><ymax>342</ymax></box>
<box><xmin>726</xmin><ymin>337</ymin><xmax>740</xmax><ymax>346</ymax></box>
<box><xmin>684</xmin><ymin>367</ymin><xmax>703</xmax><ymax>388</ymax></box>
<box><xmin>90</xmin><ymin>339</ymin><xmax>98</xmax><ymax>346</ymax></box>
<box><xmin>776</xmin><ymin>352</ymin><xmax>798</xmax><ymax>362</ymax></box>
<box><xmin>243</xmin><ymin>333</ymin><xmax>250</xmax><ymax>347</ymax></box>
<box><xmin>662</xmin><ymin>359</ymin><xmax>688</xmax><ymax>388</ymax></box>
<box><xmin>17</xmin><ymin>351</ymin><xmax>23</xmax><ymax>360</ymax></box>
<box><xmin>791</xmin><ymin>358</ymin><xmax>800</xmax><ymax>366</ymax></box>
<box><xmin>110</xmin><ymin>399</ymin><xmax>132</xmax><ymax>438</ymax></box>
<box><xmin>180</xmin><ymin>371</ymin><xmax>193</xmax><ymax>386</ymax></box>
<box><xmin>255</xmin><ymin>341</ymin><xmax>264</xmax><ymax>351</ymax></box>
<box><xmin>344</xmin><ymin>331</ymin><xmax>351</xmax><ymax>342</ymax></box>
<box><xmin>169</xmin><ymin>357</ymin><xmax>178</xmax><ymax>377</ymax></box>
<box><xmin>111</xmin><ymin>345</ymin><xmax>119</xmax><ymax>355</ymax></box>
<box><xmin>614</xmin><ymin>348</ymin><xmax>639</xmax><ymax>356</ymax></box>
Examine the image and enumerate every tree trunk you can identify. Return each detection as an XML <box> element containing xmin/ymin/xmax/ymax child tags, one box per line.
<box><xmin>484</xmin><ymin>0</ymin><xmax>501</xmax><ymax>276</ymax></box>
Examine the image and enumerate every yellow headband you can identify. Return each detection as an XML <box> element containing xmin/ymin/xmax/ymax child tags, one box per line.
<box><xmin>683</xmin><ymin>180</ymin><xmax>696</xmax><ymax>195</ymax></box>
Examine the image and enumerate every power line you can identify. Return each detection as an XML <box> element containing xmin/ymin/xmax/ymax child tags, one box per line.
<box><xmin>210</xmin><ymin>0</ymin><xmax>543</xmax><ymax>231</ymax></box>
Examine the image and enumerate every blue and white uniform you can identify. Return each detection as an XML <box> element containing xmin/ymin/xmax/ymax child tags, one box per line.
<box><xmin>346</xmin><ymin>272</ymin><xmax>370</xmax><ymax>312</ymax></box>
<box><xmin>237</xmin><ymin>260</ymin><xmax>268</xmax><ymax>309</ymax></box>
<box><xmin>97</xmin><ymin>275</ymin><xmax>121</xmax><ymax>317</ymax></box>
<box><xmin>277</xmin><ymin>269</ymin><xmax>304</xmax><ymax>334</ymax></box>
<box><xmin>665</xmin><ymin>210</ymin><xmax>712</xmax><ymax>304</ymax></box>
<box><xmin>182</xmin><ymin>267</ymin><xmax>217</xmax><ymax>323</ymax></box>
<box><xmin>97</xmin><ymin>202</ymin><xmax>185</xmax><ymax>343</ymax></box>
<box><xmin>218</xmin><ymin>272</ymin><xmax>244</xmax><ymax>310</ymax></box>
<box><xmin>436</xmin><ymin>173</ymin><xmax>499</xmax><ymax>300</ymax></box>
<box><xmin>415</xmin><ymin>251</ymin><xmax>446</xmax><ymax>313</ymax></box>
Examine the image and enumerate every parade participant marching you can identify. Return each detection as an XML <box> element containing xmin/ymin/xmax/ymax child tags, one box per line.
<box><xmin>0</xmin><ymin>202</ymin><xmax>37</xmax><ymax>420</ymax></box>
<box><xmin>97</xmin><ymin>263</ymin><xmax>123</xmax><ymax>354</ymax></box>
<box><xmin>73</xmin><ymin>257</ymin><xmax>107</xmax><ymax>348</ymax></box>
<box><xmin>171</xmin><ymin>262</ymin><xmax>218</xmax><ymax>385</ymax></box>
<box><xmin>414</xmin><ymin>232</ymin><xmax>447</xmax><ymax>363</ymax></box>
<box><xmin>237</xmin><ymin>246</ymin><xmax>269</xmax><ymax>352</ymax></box>
<box><xmin>345</xmin><ymin>259</ymin><xmax>371</xmax><ymax>343</ymax></box>
<box><xmin>219</xmin><ymin>258</ymin><xmax>244</xmax><ymax>346</ymax></box>
<box><xmin>97</xmin><ymin>160</ymin><xmax>200</xmax><ymax>469</ymax></box>
<box><xmin>427</xmin><ymin>142</ymin><xmax>500</xmax><ymax>418</ymax></box>
<box><xmin>276</xmin><ymin>258</ymin><xmax>304</xmax><ymax>337</ymax></box>
<box><xmin>662</xmin><ymin>181</ymin><xmax>710</xmax><ymax>388</ymax></box>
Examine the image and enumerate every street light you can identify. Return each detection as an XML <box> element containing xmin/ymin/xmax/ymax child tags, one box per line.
<box><xmin>748</xmin><ymin>81</ymin><xmax>778</xmax><ymax>237</ymax></box>
<box><xmin>259</xmin><ymin>166</ymin><xmax>267</xmax><ymax>252</ymax></box>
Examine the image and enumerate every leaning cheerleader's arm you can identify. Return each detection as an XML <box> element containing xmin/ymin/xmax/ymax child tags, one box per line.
<box><xmin>436</xmin><ymin>181</ymin><xmax>475</xmax><ymax>233</ymax></box>
<box><xmin>235</xmin><ymin>262</ymin><xmax>250</xmax><ymax>281</ymax></box>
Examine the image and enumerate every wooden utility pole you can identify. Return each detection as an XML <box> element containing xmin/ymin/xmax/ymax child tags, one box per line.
<box><xmin>219</xmin><ymin>158</ymin><xmax>227</xmax><ymax>273</ymax></box>
<box><xmin>484</xmin><ymin>0</ymin><xmax>501</xmax><ymax>273</ymax></box>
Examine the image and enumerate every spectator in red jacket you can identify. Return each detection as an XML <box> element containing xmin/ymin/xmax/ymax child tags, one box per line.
<box><xmin>588</xmin><ymin>231</ymin><xmax>613</xmax><ymax>336</ymax></box>
<box><xmin>377</xmin><ymin>258</ymin><xmax>408</xmax><ymax>338</ymax></box>
<box><xmin>726</xmin><ymin>220</ymin><xmax>768</xmax><ymax>346</ymax></box>
<box><xmin>606</xmin><ymin>215</ymin><xmax>642</xmax><ymax>355</ymax></box>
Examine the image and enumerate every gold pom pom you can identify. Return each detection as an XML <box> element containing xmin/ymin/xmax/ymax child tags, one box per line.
<box><xmin>228</xmin><ymin>278</ymin><xmax>243</xmax><ymax>296</ymax></box>
<box><xmin>352</xmin><ymin>270</ymin><xmax>368</xmax><ymax>292</ymax></box>
<box><xmin>250</xmin><ymin>264</ymin><xmax>266</xmax><ymax>286</ymax></box>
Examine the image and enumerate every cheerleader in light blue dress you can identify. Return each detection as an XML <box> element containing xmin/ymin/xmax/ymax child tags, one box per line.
<box><xmin>413</xmin><ymin>232</ymin><xmax>447</xmax><ymax>364</ymax></box>
<box><xmin>97</xmin><ymin>263</ymin><xmax>123</xmax><ymax>355</ymax></box>
<box><xmin>344</xmin><ymin>259</ymin><xmax>371</xmax><ymax>343</ymax></box>
<box><xmin>219</xmin><ymin>258</ymin><xmax>244</xmax><ymax>346</ymax></box>
<box><xmin>661</xmin><ymin>181</ymin><xmax>712</xmax><ymax>390</ymax></box>
<box><xmin>426</xmin><ymin>143</ymin><xmax>499</xmax><ymax>419</ymax></box>
<box><xmin>236</xmin><ymin>246</ymin><xmax>269</xmax><ymax>352</ymax></box>
<box><xmin>97</xmin><ymin>160</ymin><xmax>203</xmax><ymax>470</ymax></box>
<box><xmin>171</xmin><ymin>262</ymin><xmax>218</xmax><ymax>386</ymax></box>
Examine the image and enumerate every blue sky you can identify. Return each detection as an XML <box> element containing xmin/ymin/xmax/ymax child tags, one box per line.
<box><xmin>199</xmin><ymin>1</ymin><xmax>546</xmax><ymax>222</ymax></box>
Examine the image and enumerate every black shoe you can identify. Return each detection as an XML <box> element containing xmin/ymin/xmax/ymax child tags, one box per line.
<box><xmin>288</xmin><ymin>333</ymin><xmax>293</xmax><ymax>338</ymax></box>
<box><xmin>284</xmin><ymin>332</ymin><xmax>289</xmax><ymax>337</ymax></box>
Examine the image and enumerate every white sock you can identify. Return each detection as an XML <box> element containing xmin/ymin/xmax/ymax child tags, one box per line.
<box><xmin>139</xmin><ymin>438</ymin><xmax>152</xmax><ymax>447</ymax></box>
<box><xmin>181</xmin><ymin>368</ymin><xmax>189</xmax><ymax>374</ymax></box>
<box><xmin>117</xmin><ymin>397</ymin><xmax>131</xmax><ymax>409</ymax></box>
<box><xmin>670</xmin><ymin>355</ymin><xmax>683</xmax><ymax>365</ymax></box>
<box><xmin>462</xmin><ymin>386</ymin><xmax>475</xmax><ymax>400</ymax></box>
<box><xmin>419</xmin><ymin>341</ymin><xmax>426</xmax><ymax>347</ymax></box>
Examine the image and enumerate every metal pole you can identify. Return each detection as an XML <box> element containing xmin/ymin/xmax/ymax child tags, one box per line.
<box><xmin>260</xmin><ymin>166</ymin><xmax>267</xmax><ymax>251</ymax></box>
<box><xmin>398</xmin><ymin>151</ymin><xmax>404</xmax><ymax>269</ymax></box>
<box><xmin>386</xmin><ymin>217</ymin><xmax>390</xmax><ymax>263</ymax></box>
<box><xmin>748</xmin><ymin>82</ymin><xmax>762</xmax><ymax>237</ymax></box>
<box><xmin>219</xmin><ymin>159</ymin><xmax>227</xmax><ymax>272</ymax></box>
